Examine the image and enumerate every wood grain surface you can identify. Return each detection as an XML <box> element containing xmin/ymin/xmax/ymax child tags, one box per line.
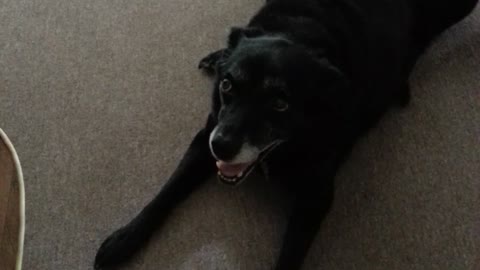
<box><xmin>0</xmin><ymin>137</ymin><xmax>20</xmax><ymax>270</ymax></box>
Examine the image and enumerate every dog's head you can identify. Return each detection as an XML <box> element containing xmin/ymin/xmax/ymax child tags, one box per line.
<box><xmin>209</xmin><ymin>27</ymin><xmax>349</xmax><ymax>185</ymax></box>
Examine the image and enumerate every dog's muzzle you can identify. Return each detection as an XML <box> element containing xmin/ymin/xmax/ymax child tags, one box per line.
<box><xmin>214</xmin><ymin>141</ymin><xmax>282</xmax><ymax>186</ymax></box>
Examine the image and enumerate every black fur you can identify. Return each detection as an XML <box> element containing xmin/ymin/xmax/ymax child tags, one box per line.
<box><xmin>95</xmin><ymin>0</ymin><xmax>477</xmax><ymax>269</ymax></box>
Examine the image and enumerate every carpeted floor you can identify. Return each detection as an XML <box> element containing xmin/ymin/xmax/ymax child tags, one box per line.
<box><xmin>0</xmin><ymin>0</ymin><xmax>479</xmax><ymax>269</ymax></box>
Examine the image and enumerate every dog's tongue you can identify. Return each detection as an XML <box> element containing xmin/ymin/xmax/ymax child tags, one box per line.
<box><xmin>216</xmin><ymin>161</ymin><xmax>251</xmax><ymax>177</ymax></box>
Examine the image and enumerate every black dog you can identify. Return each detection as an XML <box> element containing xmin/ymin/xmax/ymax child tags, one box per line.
<box><xmin>95</xmin><ymin>0</ymin><xmax>477</xmax><ymax>269</ymax></box>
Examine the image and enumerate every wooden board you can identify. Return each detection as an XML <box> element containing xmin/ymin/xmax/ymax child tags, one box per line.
<box><xmin>0</xmin><ymin>134</ymin><xmax>21</xmax><ymax>270</ymax></box>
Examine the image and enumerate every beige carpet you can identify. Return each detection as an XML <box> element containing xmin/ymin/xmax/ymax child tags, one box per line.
<box><xmin>0</xmin><ymin>0</ymin><xmax>479</xmax><ymax>269</ymax></box>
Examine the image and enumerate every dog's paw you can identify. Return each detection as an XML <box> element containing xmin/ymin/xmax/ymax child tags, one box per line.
<box><xmin>94</xmin><ymin>225</ymin><xmax>144</xmax><ymax>270</ymax></box>
<box><xmin>198</xmin><ymin>49</ymin><xmax>225</xmax><ymax>74</ymax></box>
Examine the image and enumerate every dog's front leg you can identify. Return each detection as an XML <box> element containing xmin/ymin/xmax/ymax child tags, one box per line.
<box><xmin>94</xmin><ymin>116</ymin><xmax>216</xmax><ymax>269</ymax></box>
<box><xmin>274</xmin><ymin>177</ymin><xmax>335</xmax><ymax>270</ymax></box>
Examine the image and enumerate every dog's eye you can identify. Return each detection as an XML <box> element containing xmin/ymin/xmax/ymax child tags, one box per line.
<box><xmin>273</xmin><ymin>99</ymin><xmax>289</xmax><ymax>112</ymax></box>
<box><xmin>219</xmin><ymin>79</ymin><xmax>232</xmax><ymax>93</ymax></box>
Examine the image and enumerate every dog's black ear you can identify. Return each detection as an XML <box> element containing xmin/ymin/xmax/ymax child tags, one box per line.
<box><xmin>228</xmin><ymin>27</ymin><xmax>265</xmax><ymax>48</ymax></box>
<box><xmin>312</xmin><ymin>57</ymin><xmax>358</xmax><ymax>117</ymax></box>
<box><xmin>315</xmin><ymin>57</ymin><xmax>349</xmax><ymax>91</ymax></box>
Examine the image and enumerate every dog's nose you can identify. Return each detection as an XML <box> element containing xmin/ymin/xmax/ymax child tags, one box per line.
<box><xmin>210</xmin><ymin>134</ymin><xmax>237</xmax><ymax>161</ymax></box>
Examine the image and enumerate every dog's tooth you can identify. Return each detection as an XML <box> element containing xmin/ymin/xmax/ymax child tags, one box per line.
<box><xmin>217</xmin><ymin>171</ymin><xmax>242</xmax><ymax>184</ymax></box>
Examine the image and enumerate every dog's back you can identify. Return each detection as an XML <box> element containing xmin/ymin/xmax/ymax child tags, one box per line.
<box><xmin>251</xmin><ymin>0</ymin><xmax>478</xmax><ymax>69</ymax></box>
<box><xmin>248</xmin><ymin>0</ymin><xmax>478</xmax><ymax>130</ymax></box>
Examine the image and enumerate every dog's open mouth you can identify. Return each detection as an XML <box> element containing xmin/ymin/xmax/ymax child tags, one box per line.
<box><xmin>216</xmin><ymin>141</ymin><xmax>281</xmax><ymax>186</ymax></box>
